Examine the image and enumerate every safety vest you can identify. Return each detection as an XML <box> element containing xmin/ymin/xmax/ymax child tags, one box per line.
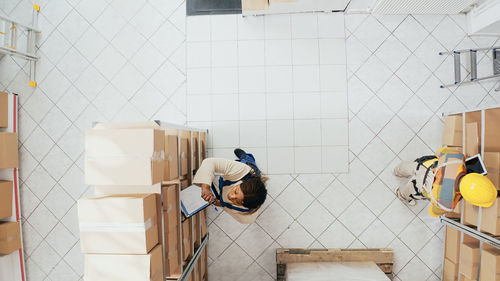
<box><xmin>417</xmin><ymin>147</ymin><xmax>466</xmax><ymax>217</ymax></box>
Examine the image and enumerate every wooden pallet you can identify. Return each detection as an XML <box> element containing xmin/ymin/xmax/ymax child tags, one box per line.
<box><xmin>276</xmin><ymin>248</ymin><xmax>394</xmax><ymax>281</ymax></box>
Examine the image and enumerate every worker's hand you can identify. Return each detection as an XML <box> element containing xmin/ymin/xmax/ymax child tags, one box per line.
<box><xmin>201</xmin><ymin>184</ymin><xmax>214</xmax><ymax>203</ymax></box>
<box><xmin>213</xmin><ymin>199</ymin><xmax>221</xmax><ymax>207</ymax></box>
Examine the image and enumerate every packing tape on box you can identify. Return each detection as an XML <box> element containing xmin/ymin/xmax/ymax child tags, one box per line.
<box><xmin>79</xmin><ymin>218</ymin><xmax>152</xmax><ymax>232</ymax></box>
<box><xmin>0</xmin><ymin>236</ymin><xmax>16</xmax><ymax>242</ymax></box>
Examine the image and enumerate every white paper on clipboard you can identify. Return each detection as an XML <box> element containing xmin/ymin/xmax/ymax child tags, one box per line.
<box><xmin>180</xmin><ymin>184</ymin><xmax>214</xmax><ymax>217</ymax></box>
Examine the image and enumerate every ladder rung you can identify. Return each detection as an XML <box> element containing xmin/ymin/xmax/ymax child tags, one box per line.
<box><xmin>454</xmin><ymin>51</ymin><xmax>461</xmax><ymax>84</ymax></box>
<box><xmin>470</xmin><ymin>50</ymin><xmax>477</xmax><ymax>81</ymax></box>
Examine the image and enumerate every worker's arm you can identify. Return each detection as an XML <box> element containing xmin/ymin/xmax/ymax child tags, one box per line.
<box><xmin>194</xmin><ymin>158</ymin><xmax>251</xmax><ymax>202</ymax></box>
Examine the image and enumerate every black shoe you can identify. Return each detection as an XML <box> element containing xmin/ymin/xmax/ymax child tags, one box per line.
<box><xmin>234</xmin><ymin>148</ymin><xmax>246</xmax><ymax>159</ymax></box>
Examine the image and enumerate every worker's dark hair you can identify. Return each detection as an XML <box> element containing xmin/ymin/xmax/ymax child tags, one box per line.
<box><xmin>240</xmin><ymin>176</ymin><xmax>268</xmax><ymax>209</ymax></box>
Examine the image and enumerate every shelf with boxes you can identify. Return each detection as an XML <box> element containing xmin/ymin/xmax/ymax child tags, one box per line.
<box><xmin>0</xmin><ymin>91</ymin><xmax>26</xmax><ymax>281</ymax></box>
<box><xmin>440</xmin><ymin>105</ymin><xmax>500</xmax><ymax>281</ymax></box>
<box><xmin>79</xmin><ymin>121</ymin><xmax>208</xmax><ymax>281</ymax></box>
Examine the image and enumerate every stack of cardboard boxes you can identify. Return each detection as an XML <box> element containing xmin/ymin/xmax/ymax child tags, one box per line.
<box><xmin>0</xmin><ymin>91</ymin><xmax>22</xmax><ymax>259</ymax></box>
<box><xmin>80</xmin><ymin>122</ymin><xmax>208</xmax><ymax>281</ymax></box>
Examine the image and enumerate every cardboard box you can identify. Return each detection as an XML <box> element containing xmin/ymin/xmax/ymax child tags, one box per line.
<box><xmin>78</xmin><ymin>194</ymin><xmax>159</xmax><ymax>254</ymax></box>
<box><xmin>0</xmin><ymin>181</ymin><xmax>12</xmax><ymax>219</ymax></box>
<box><xmin>443</xmin><ymin>258</ymin><xmax>458</xmax><ymax>281</ymax></box>
<box><xmin>460</xmin><ymin>242</ymin><xmax>480</xmax><ymax>279</ymax></box>
<box><xmin>464</xmin><ymin>201</ymin><xmax>479</xmax><ymax>227</ymax></box>
<box><xmin>201</xmin><ymin>247</ymin><xmax>207</xmax><ymax>279</ymax></box>
<box><xmin>200</xmin><ymin>132</ymin><xmax>206</xmax><ymax>161</ymax></box>
<box><xmin>164</xmin><ymin>135</ymin><xmax>179</xmax><ymax>181</ymax></box>
<box><xmin>85</xmin><ymin>129</ymin><xmax>164</xmax><ymax>185</ymax></box>
<box><xmin>165</xmin><ymin>246</ymin><xmax>180</xmax><ymax>277</ymax></box>
<box><xmin>163</xmin><ymin>185</ymin><xmax>179</xmax><ymax>234</ymax></box>
<box><xmin>443</xmin><ymin>115</ymin><xmax>463</xmax><ymax>147</ymax></box>
<box><xmin>84</xmin><ymin>244</ymin><xmax>163</xmax><ymax>281</ymax></box>
<box><xmin>180</xmin><ymin>138</ymin><xmax>189</xmax><ymax>177</ymax></box>
<box><xmin>484</xmin><ymin>152</ymin><xmax>500</xmax><ymax>190</ymax></box>
<box><xmin>466</xmin><ymin>122</ymin><xmax>480</xmax><ymax>157</ymax></box>
<box><xmin>193</xmin><ymin>213</ymin><xmax>201</xmax><ymax>248</ymax></box>
<box><xmin>481</xmin><ymin>197</ymin><xmax>500</xmax><ymax>236</ymax></box>
<box><xmin>461</xmin><ymin>274</ymin><xmax>477</xmax><ymax>281</ymax></box>
<box><xmin>181</xmin><ymin>179</ymin><xmax>189</xmax><ymax>189</ymax></box>
<box><xmin>182</xmin><ymin>218</ymin><xmax>192</xmax><ymax>261</ymax></box>
<box><xmin>0</xmin><ymin>221</ymin><xmax>21</xmax><ymax>255</ymax></box>
<box><xmin>0</xmin><ymin>92</ymin><xmax>7</xmax><ymax>128</ymax></box>
<box><xmin>200</xmin><ymin>209</ymin><xmax>207</xmax><ymax>238</ymax></box>
<box><xmin>192</xmin><ymin>133</ymin><xmax>199</xmax><ymax>171</ymax></box>
<box><xmin>0</xmin><ymin>132</ymin><xmax>18</xmax><ymax>168</ymax></box>
<box><xmin>242</xmin><ymin>0</ymin><xmax>269</xmax><ymax>10</ymax></box>
<box><xmin>445</xmin><ymin>226</ymin><xmax>461</xmax><ymax>263</ymax></box>
<box><xmin>480</xmin><ymin>247</ymin><xmax>500</xmax><ymax>281</ymax></box>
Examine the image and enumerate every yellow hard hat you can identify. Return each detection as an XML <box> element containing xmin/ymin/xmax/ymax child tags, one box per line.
<box><xmin>459</xmin><ymin>173</ymin><xmax>498</xmax><ymax>208</ymax></box>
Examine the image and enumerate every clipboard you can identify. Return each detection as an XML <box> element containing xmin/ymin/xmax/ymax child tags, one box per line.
<box><xmin>180</xmin><ymin>184</ymin><xmax>214</xmax><ymax>217</ymax></box>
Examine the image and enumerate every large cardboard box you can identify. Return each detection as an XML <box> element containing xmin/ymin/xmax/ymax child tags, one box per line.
<box><xmin>445</xmin><ymin>226</ymin><xmax>461</xmax><ymax>263</ymax></box>
<box><xmin>0</xmin><ymin>181</ymin><xmax>12</xmax><ymax>219</ymax></box>
<box><xmin>0</xmin><ymin>221</ymin><xmax>21</xmax><ymax>255</ymax></box>
<box><xmin>182</xmin><ymin>218</ymin><xmax>192</xmax><ymax>262</ymax></box>
<box><xmin>466</xmin><ymin>122</ymin><xmax>480</xmax><ymax>157</ymax></box>
<box><xmin>0</xmin><ymin>92</ymin><xmax>7</xmax><ymax>128</ymax></box>
<box><xmin>443</xmin><ymin>258</ymin><xmax>458</xmax><ymax>281</ymax></box>
<box><xmin>0</xmin><ymin>132</ymin><xmax>18</xmax><ymax>168</ymax></box>
<box><xmin>443</xmin><ymin>115</ymin><xmax>463</xmax><ymax>147</ymax></box>
<box><xmin>164</xmin><ymin>135</ymin><xmax>179</xmax><ymax>181</ymax></box>
<box><xmin>85</xmin><ymin>128</ymin><xmax>165</xmax><ymax>185</ymax></box>
<box><xmin>84</xmin><ymin>244</ymin><xmax>163</xmax><ymax>281</ymax></box>
<box><xmin>180</xmin><ymin>138</ymin><xmax>189</xmax><ymax>177</ymax></box>
<box><xmin>78</xmin><ymin>194</ymin><xmax>159</xmax><ymax>254</ymax></box>
<box><xmin>460</xmin><ymin>242</ymin><xmax>480</xmax><ymax>279</ymax></box>
<box><xmin>480</xmin><ymin>247</ymin><xmax>500</xmax><ymax>281</ymax></box>
<box><xmin>481</xmin><ymin>197</ymin><xmax>500</xmax><ymax>236</ymax></box>
<box><xmin>464</xmin><ymin>201</ymin><xmax>479</xmax><ymax>226</ymax></box>
<box><xmin>484</xmin><ymin>152</ymin><xmax>500</xmax><ymax>190</ymax></box>
<box><xmin>163</xmin><ymin>185</ymin><xmax>179</xmax><ymax>234</ymax></box>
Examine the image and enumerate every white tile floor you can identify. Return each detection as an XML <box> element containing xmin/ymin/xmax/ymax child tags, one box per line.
<box><xmin>1</xmin><ymin>1</ymin><xmax>500</xmax><ymax>281</ymax></box>
<box><xmin>186</xmin><ymin>13</ymin><xmax>349</xmax><ymax>174</ymax></box>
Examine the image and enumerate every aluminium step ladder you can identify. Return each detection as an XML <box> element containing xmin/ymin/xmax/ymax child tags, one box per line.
<box><xmin>0</xmin><ymin>4</ymin><xmax>41</xmax><ymax>87</ymax></box>
<box><xmin>439</xmin><ymin>46</ymin><xmax>500</xmax><ymax>89</ymax></box>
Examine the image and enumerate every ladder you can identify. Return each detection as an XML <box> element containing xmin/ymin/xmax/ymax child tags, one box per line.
<box><xmin>0</xmin><ymin>4</ymin><xmax>41</xmax><ymax>87</ymax></box>
<box><xmin>439</xmin><ymin>46</ymin><xmax>500</xmax><ymax>89</ymax></box>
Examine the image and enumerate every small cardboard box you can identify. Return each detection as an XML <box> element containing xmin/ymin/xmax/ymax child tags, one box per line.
<box><xmin>182</xmin><ymin>218</ymin><xmax>192</xmax><ymax>261</ymax></box>
<box><xmin>481</xmin><ymin>197</ymin><xmax>500</xmax><ymax>236</ymax></box>
<box><xmin>465</xmin><ymin>122</ymin><xmax>479</xmax><ymax>157</ymax></box>
<box><xmin>0</xmin><ymin>221</ymin><xmax>21</xmax><ymax>255</ymax></box>
<box><xmin>162</xmin><ymin>185</ymin><xmax>179</xmax><ymax>234</ymax></box>
<box><xmin>180</xmin><ymin>138</ymin><xmax>189</xmax><ymax>177</ymax></box>
<box><xmin>443</xmin><ymin>115</ymin><xmax>463</xmax><ymax>147</ymax></box>
<box><xmin>0</xmin><ymin>92</ymin><xmax>7</xmax><ymax>128</ymax></box>
<box><xmin>0</xmin><ymin>181</ymin><xmax>13</xmax><ymax>219</ymax></box>
<box><xmin>193</xmin><ymin>213</ymin><xmax>201</xmax><ymax>248</ymax></box>
<box><xmin>84</xmin><ymin>244</ymin><xmax>163</xmax><ymax>281</ymax></box>
<box><xmin>78</xmin><ymin>194</ymin><xmax>159</xmax><ymax>254</ymax></box>
<box><xmin>445</xmin><ymin>226</ymin><xmax>461</xmax><ymax>263</ymax></box>
<box><xmin>460</xmin><ymin>242</ymin><xmax>480</xmax><ymax>279</ymax></box>
<box><xmin>0</xmin><ymin>132</ymin><xmax>18</xmax><ymax>168</ymax></box>
<box><xmin>166</xmin><ymin>246</ymin><xmax>180</xmax><ymax>277</ymax></box>
<box><xmin>200</xmin><ymin>209</ymin><xmax>207</xmax><ymax>238</ymax></box>
<box><xmin>484</xmin><ymin>152</ymin><xmax>500</xmax><ymax>190</ymax></box>
<box><xmin>201</xmin><ymin>247</ymin><xmax>207</xmax><ymax>278</ymax></box>
<box><xmin>443</xmin><ymin>258</ymin><xmax>458</xmax><ymax>281</ymax></box>
<box><xmin>85</xmin><ymin>129</ymin><xmax>165</xmax><ymax>185</ymax></box>
<box><xmin>464</xmin><ymin>201</ymin><xmax>479</xmax><ymax>227</ymax></box>
<box><xmin>164</xmin><ymin>135</ymin><xmax>179</xmax><ymax>181</ymax></box>
<box><xmin>480</xmin><ymin>247</ymin><xmax>500</xmax><ymax>281</ymax></box>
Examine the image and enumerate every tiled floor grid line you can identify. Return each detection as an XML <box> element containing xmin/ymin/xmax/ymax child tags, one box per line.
<box><xmin>186</xmin><ymin>13</ymin><xmax>349</xmax><ymax>175</ymax></box>
<box><xmin>1</xmin><ymin>0</ymin><xmax>500</xmax><ymax>280</ymax></box>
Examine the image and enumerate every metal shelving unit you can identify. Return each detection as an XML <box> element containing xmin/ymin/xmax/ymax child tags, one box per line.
<box><xmin>440</xmin><ymin>105</ymin><xmax>500</xmax><ymax>281</ymax></box>
<box><xmin>0</xmin><ymin>92</ymin><xmax>26</xmax><ymax>281</ymax></box>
